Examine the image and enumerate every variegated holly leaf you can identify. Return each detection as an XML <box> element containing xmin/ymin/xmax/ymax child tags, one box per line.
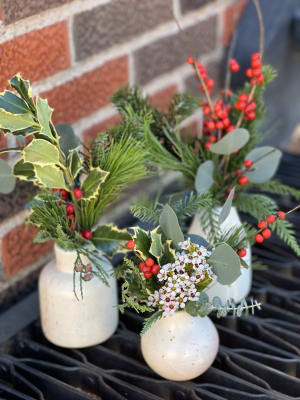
<box><xmin>159</xmin><ymin>204</ymin><xmax>184</xmax><ymax>245</ymax></box>
<box><xmin>208</xmin><ymin>243</ymin><xmax>241</xmax><ymax>285</ymax></box>
<box><xmin>34</xmin><ymin>164</ymin><xmax>67</xmax><ymax>189</ymax></box>
<box><xmin>149</xmin><ymin>227</ymin><xmax>163</xmax><ymax>258</ymax></box>
<box><xmin>0</xmin><ymin>108</ymin><xmax>37</xmax><ymax>133</ymax></box>
<box><xmin>13</xmin><ymin>159</ymin><xmax>35</xmax><ymax>181</ymax></box>
<box><xmin>159</xmin><ymin>240</ymin><xmax>176</xmax><ymax>265</ymax></box>
<box><xmin>0</xmin><ymin>90</ymin><xmax>29</xmax><ymax>114</ymax></box>
<box><xmin>0</xmin><ymin>159</ymin><xmax>16</xmax><ymax>194</ymax></box>
<box><xmin>9</xmin><ymin>74</ymin><xmax>35</xmax><ymax>111</ymax></box>
<box><xmin>92</xmin><ymin>224</ymin><xmax>131</xmax><ymax>255</ymax></box>
<box><xmin>81</xmin><ymin>167</ymin><xmax>109</xmax><ymax>200</ymax></box>
<box><xmin>132</xmin><ymin>227</ymin><xmax>151</xmax><ymax>259</ymax></box>
<box><xmin>23</xmin><ymin>139</ymin><xmax>60</xmax><ymax>166</ymax></box>
<box><xmin>56</xmin><ymin>124</ymin><xmax>80</xmax><ymax>156</ymax></box>
<box><xmin>210</xmin><ymin>128</ymin><xmax>249</xmax><ymax>155</ymax></box>
<box><xmin>36</xmin><ymin>96</ymin><xmax>54</xmax><ymax>139</ymax></box>
<box><xmin>67</xmin><ymin>149</ymin><xmax>82</xmax><ymax>178</ymax></box>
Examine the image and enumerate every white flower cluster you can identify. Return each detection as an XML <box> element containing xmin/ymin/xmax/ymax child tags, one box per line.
<box><xmin>147</xmin><ymin>238</ymin><xmax>216</xmax><ymax>317</ymax></box>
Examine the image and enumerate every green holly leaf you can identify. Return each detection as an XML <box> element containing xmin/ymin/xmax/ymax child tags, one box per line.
<box><xmin>0</xmin><ymin>159</ymin><xmax>16</xmax><ymax>194</ymax></box>
<box><xmin>0</xmin><ymin>90</ymin><xmax>29</xmax><ymax>114</ymax></box>
<box><xmin>244</xmin><ymin>146</ymin><xmax>282</xmax><ymax>183</ymax></box>
<box><xmin>13</xmin><ymin>159</ymin><xmax>35</xmax><ymax>181</ymax></box>
<box><xmin>149</xmin><ymin>227</ymin><xmax>163</xmax><ymax>258</ymax></box>
<box><xmin>210</xmin><ymin>128</ymin><xmax>250</xmax><ymax>155</ymax></box>
<box><xmin>160</xmin><ymin>240</ymin><xmax>176</xmax><ymax>265</ymax></box>
<box><xmin>23</xmin><ymin>139</ymin><xmax>60</xmax><ymax>166</ymax></box>
<box><xmin>34</xmin><ymin>164</ymin><xmax>67</xmax><ymax>189</ymax></box>
<box><xmin>68</xmin><ymin>149</ymin><xmax>82</xmax><ymax>178</ymax></box>
<box><xmin>208</xmin><ymin>243</ymin><xmax>241</xmax><ymax>285</ymax></box>
<box><xmin>0</xmin><ymin>108</ymin><xmax>37</xmax><ymax>133</ymax></box>
<box><xmin>81</xmin><ymin>167</ymin><xmax>109</xmax><ymax>200</ymax></box>
<box><xmin>159</xmin><ymin>204</ymin><xmax>184</xmax><ymax>245</ymax></box>
<box><xmin>219</xmin><ymin>187</ymin><xmax>235</xmax><ymax>225</ymax></box>
<box><xmin>36</xmin><ymin>95</ymin><xmax>54</xmax><ymax>139</ymax></box>
<box><xmin>9</xmin><ymin>74</ymin><xmax>35</xmax><ymax>110</ymax></box>
<box><xmin>195</xmin><ymin>160</ymin><xmax>214</xmax><ymax>194</ymax></box>
<box><xmin>132</xmin><ymin>227</ymin><xmax>151</xmax><ymax>259</ymax></box>
<box><xmin>56</xmin><ymin>124</ymin><xmax>80</xmax><ymax>156</ymax></box>
<box><xmin>92</xmin><ymin>224</ymin><xmax>131</xmax><ymax>255</ymax></box>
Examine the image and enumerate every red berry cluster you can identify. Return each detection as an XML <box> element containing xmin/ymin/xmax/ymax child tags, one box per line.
<box><xmin>246</xmin><ymin>53</ymin><xmax>265</xmax><ymax>86</ymax></box>
<box><xmin>229</xmin><ymin>58</ymin><xmax>240</xmax><ymax>72</ymax></box>
<box><xmin>254</xmin><ymin>211</ymin><xmax>285</xmax><ymax>243</ymax></box>
<box><xmin>234</xmin><ymin>93</ymin><xmax>257</xmax><ymax>121</ymax></box>
<box><xmin>187</xmin><ymin>57</ymin><xmax>215</xmax><ymax>95</ymax></box>
<box><xmin>235</xmin><ymin>159</ymin><xmax>254</xmax><ymax>186</ymax></box>
<box><xmin>139</xmin><ymin>258</ymin><xmax>160</xmax><ymax>279</ymax></box>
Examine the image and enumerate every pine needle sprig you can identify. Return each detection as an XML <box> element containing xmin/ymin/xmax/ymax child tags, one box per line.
<box><xmin>234</xmin><ymin>193</ymin><xmax>278</xmax><ymax>220</ymax></box>
<box><xmin>252</xmin><ymin>180</ymin><xmax>300</xmax><ymax>201</ymax></box>
<box><xmin>270</xmin><ymin>219</ymin><xmax>300</xmax><ymax>256</ymax></box>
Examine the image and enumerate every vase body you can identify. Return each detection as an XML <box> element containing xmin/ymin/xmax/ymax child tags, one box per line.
<box><xmin>39</xmin><ymin>244</ymin><xmax>118</xmax><ymax>348</ymax></box>
<box><xmin>141</xmin><ymin>311</ymin><xmax>219</xmax><ymax>381</ymax></box>
<box><xmin>188</xmin><ymin>206</ymin><xmax>252</xmax><ymax>304</ymax></box>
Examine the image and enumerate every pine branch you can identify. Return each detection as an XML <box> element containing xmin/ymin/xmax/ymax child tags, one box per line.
<box><xmin>253</xmin><ymin>180</ymin><xmax>300</xmax><ymax>201</ymax></box>
<box><xmin>270</xmin><ymin>219</ymin><xmax>300</xmax><ymax>256</ymax></box>
<box><xmin>141</xmin><ymin>311</ymin><xmax>163</xmax><ymax>335</ymax></box>
<box><xmin>131</xmin><ymin>199</ymin><xmax>161</xmax><ymax>225</ymax></box>
<box><xmin>234</xmin><ymin>193</ymin><xmax>277</xmax><ymax>220</ymax></box>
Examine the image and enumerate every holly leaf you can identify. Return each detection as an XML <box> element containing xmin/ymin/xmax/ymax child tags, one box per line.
<box><xmin>132</xmin><ymin>227</ymin><xmax>151</xmax><ymax>259</ymax></box>
<box><xmin>92</xmin><ymin>224</ymin><xmax>131</xmax><ymax>255</ymax></box>
<box><xmin>81</xmin><ymin>167</ymin><xmax>109</xmax><ymax>200</ymax></box>
<box><xmin>34</xmin><ymin>164</ymin><xmax>67</xmax><ymax>189</ymax></box>
<box><xmin>23</xmin><ymin>139</ymin><xmax>60</xmax><ymax>166</ymax></box>
<box><xmin>149</xmin><ymin>227</ymin><xmax>163</xmax><ymax>258</ymax></box>
<box><xmin>195</xmin><ymin>160</ymin><xmax>214</xmax><ymax>194</ymax></box>
<box><xmin>160</xmin><ymin>240</ymin><xmax>176</xmax><ymax>265</ymax></box>
<box><xmin>219</xmin><ymin>187</ymin><xmax>235</xmax><ymax>225</ymax></box>
<box><xmin>0</xmin><ymin>159</ymin><xmax>16</xmax><ymax>194</ymax></box>
<box><xmin>9</xmin><ymin>74</ymin><xmax>35</xmax><ymax>110</ymax></box>
<box><xmin>208</xmin><ymin>243</ymin><xmax>241</xmax><ymax>285</ymax></box>
<box><xmin>0</xmin><ymin>90</ymin><xmax>29</xmax><ymax>114</ymax></box>
<box><xmin>244</xmin><ymin>146</ymin><xmax>282</xmax><ymax>183</ymax></box>
<box><xmin>210</xmin><ymin>128</ymin><xmax>250</xmax><ymax>155</ymax></box>
<box><xmin>13</xmin><ymin>159</ymin><xmax>35</xmax><ymax>181</ymax></box>
<box><xmin>159</xmin><ymin>204</ymin><xmax>184</xmax><ymax>245</ymax></box>
<box><xmin>0</xmin><ymin>108</ymin><xmax>37</xmax><ymax>133</ymax></box>
<box><xmin>68</xmin><ymin>149</ymin><xmax>82</xmax><ymax>178</ymax></box>
<box><xmin>56</xmin><ymin>124</ymin><xmax>80</xmax><ymax>157</ymax></box>
<box><xmin>36</xmin><ymin>95</ymin><xmax>54</xmax><ymax>139</ymax></box>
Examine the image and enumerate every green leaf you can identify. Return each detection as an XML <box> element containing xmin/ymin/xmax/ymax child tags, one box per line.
<box><xmin>0</xmin><ymin>108</ymin><xmax>36</xmax><ymax>133</ymax></box>
<box><xmin>208</xmin><ymin>243</ymin><xmax>241</xmax><ymax>285</ymax></box>
<box><xmin>141</xmin><ymin>311</ymin><xmax>163</xmax><ymax>335</ymax></box>
<box><xmin>56</xmin><ymin>124</ymin><xmax>80</xmax><ymax>156</ymax></box>
<box><xmin>36</xmin><ymin>95</ymin><xmax>54</xmax><ymax>139</ymax></box>
<box><xmin>160</xmin><ymin>240</ymin><xmax>176</xmax><ymax>265</ymax></box>
<box><xmin>92</xmin><ymin>224</ymin><xmax>131</xmax><ymax>254</ymax></box>
<box><xmin>13</xmin><ymin>159</ymin><xmax>35</xmax><ymax>181</ymax></box>
<box><xmin>244</xmin><ymin>146</ymin><xmax>282</xmax><ymax>183</ymax></box>
<box><xmin>195</xmin><ymin>160</ymin><xmax>214</xmax><ymax>194</ymax></box>
<box><xmin>188</xmin><ymin>234</ymin><xmax>208</xmax><ymax>247</ymax></box>
<box><xmin>132</xmin><ymin>227</ymin><xmax>151</xmax><ymax>259</ymax></box>
<box><xmin>159</xmin><ymin>204</ymin><xmax>184</xmax><ymax>245</ymax></box>
<box><xmin>68</xmin><ymin>149</ymin><xmax>82</xmax><ymax>178</ymax></box>
<box><xmin>210</xmin><ymin>128</ymin><xmax>250</xmax><ymax>155</ymax></box>
<box><xmin>0</xmin><ymin>90</ymin><xmax>29</xmax><ymax>114</ymax></box>
<box><xmin>35</xmin><ymin>164</ymin><xmax>67</xmax><ymax>189</ymax></box>
<box><xmin>219</xmin><ymin>187</ymin><xmax>235</xmax><ymax>225</ymax></box>
<box><xmin>9</xmin><ymin>74</ymin><xmax>35</xmax><ymax>110</ymax></box>
<box><xmin>81</xmin><ymin>167</ymin><xmax>109</xmax><ymax>200</ymax></box>
<box><xmin>23</xmin><ymin>139</ymin><xmax>60</xmax><ymax>166</ymax></box>
<box><xmin>149</xmin><ymin>227</ymin><xmax>163</xmax><ymax>258</ymax></box>
<box><xmin>185</xmin><ymin>293</ymin><xmax>211</xmax><ymax>317</ymax></box>
<box><xmin>0</xmin><ymin>159</ymin><xmax>16</xmax><ymax>194</ymax></box>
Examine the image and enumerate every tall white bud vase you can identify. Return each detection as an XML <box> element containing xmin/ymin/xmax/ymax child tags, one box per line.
<box><xmin>141</xmin><ymin>311</ymin><xmax>219</xmax><ymax>381</ymax></box>
<box><xmin>39</xmin><ymin>244</ymin><xmax>118</xmax><ymax>348</ymax></box>
<box><xmin>189</xmin><ymin>206</ymin><xmax>252</xmax><ymax>304</ymax></box>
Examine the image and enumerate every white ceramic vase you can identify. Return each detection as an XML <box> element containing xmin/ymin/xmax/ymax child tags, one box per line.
<box><xmin>39</xmin><ymin>244</ymin><xmax>119</xmax><ymax>348</ymax></box>
<box><xmin>141</xmin><ymin>311</ymin><xmax>219</xmax><ymax>381</ymax></box>
<box><xmin>188</xmin><ymin>206</ymin><xmax>252</xmax><ymax>304</ymax></box>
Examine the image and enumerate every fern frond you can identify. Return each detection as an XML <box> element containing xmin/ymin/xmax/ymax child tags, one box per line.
<box><xmin>171</xmin><ymin>192</ymin><xmax>212</xmax><ymax>218</ymax></box>
<box><xmin>141</xmin><ymin>311</ymin><xmax>163</xmax><ymax>335</ymax></box>
<box><xmin>270</xmin><ymin>219</ymin><xmax>300</xmax><ymax>256</ymax></box>
<box><xmin>234</xmin><ymin>193</ymin><xmax>277</xmax><ymax>220</ymax></box>
<box><xmin>253</xmin><ymin>180</ymin><xmax>300</xmax><ymax>201</ymax></box>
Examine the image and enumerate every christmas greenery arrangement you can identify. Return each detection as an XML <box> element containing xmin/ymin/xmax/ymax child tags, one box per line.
<box><xmin>0</xmin><ymin>74</ymin><xmax>150</xmax><ymax>289</ymax></box>
<box><xmin>112</xmin><ymin>53</ymin><xmax>300</xmax><ymax>258</ymax></box>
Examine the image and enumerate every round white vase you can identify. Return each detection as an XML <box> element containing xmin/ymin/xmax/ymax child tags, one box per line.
<box><xmin>141</xmin><ymin>311</ymin><xmax>219</xmax><ymax>381</ymax></box>
<box><xmin>188</xmin><ymin>206</ymin><xmax>252</xmax><ymax>304</ymax></box>
<box><xmin>39</xmin><ymin>244</ymin><xmax>119</xmax><ymax>348</ymax></box>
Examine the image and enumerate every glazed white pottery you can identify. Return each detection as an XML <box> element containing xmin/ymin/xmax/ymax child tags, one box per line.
<box><xmin>141</xmin><ymin>311</ymin><xmax>219</xmax><ymax>381</ymax></box>
<box><xmin>189</xmin><ymin>206</ymin><xmax>252</xmax><ymax>304</ymax></box>
<box><xmin>39</xmin><ymin>244</ymin><xmax>118</xmax><ymax>348</ymax></box>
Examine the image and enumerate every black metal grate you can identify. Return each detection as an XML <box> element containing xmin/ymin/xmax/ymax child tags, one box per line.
<box><xmin>0</xmin><ymin>152</ymin><xmax>300</xmax><ymax>400</ymax></box>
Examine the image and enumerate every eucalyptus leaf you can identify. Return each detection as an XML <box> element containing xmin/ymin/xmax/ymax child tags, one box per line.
<box><xmin>0</xmin><ymin>159</ymin><xmax>16</xmax><ymax>194</ymax></box>
<box><xmin>149</xmin><ymin>227</ymin><xmax>163</xmax><ymax>258</ymax></box>
<box><xmin>0</xmin><ymin>108</ymin><xmax>37</xmax><ymax>133</ymax></box>
<box><xmin>210</xmin><ymin>128</ymin><xmax>250</xmax><ymax>155</ymax></box>
<box><xmin>56</xmin><ymin>124</ymin><xmax>80</xmax><ymax>156</ymax></box>
<box><xmin>188</xmin><ymin>234</ymin><xmax>208</xmax><ymax>247</ymax></box>
<box><xmin>13</xmin><ymin>159</ymin><xmax>35</xmax><ymax>181</ymax></box>
<box><xmin>0</xmin><ymin>90</ymin><xmax>29</xmax><ymax>114</ymax></box>
<box><xmin>36</xmin><ymin>96</ymin><xmax>54</xmax><ymax>139</ymax></box>
<box><xmin>159</xmin><ymin>204</ymin><xmax>184</xmax><ymax>245</ymax></box>
<box><xmin>208</xmin><ymin>243</ymin><xmax>241</xmax><ymax>285</ymax></box>
<box><xmin>219</xmin><ymin>187</ymin><xmax>235</xmax><ymax>225</ymax></box>
<box><xmin>23</xmin><ymin>139</ymin><xmax>60</xmax><ymax>166</ymax></box>
<box><xmin>92</xmin><ymin>224</ymin><xmax>131</xmax><ymax>255</ymax></box>
<box><xmin>244</xmin><ymin>146</ymin><xmax>282</xmax><ymax>183</ymax></box>
<box><xmin>81</xmin><ymin>167</ymin><xmax>109</xmax><ymax>200</ymax></box>
<box><xmin>35</xmin><ymin>164</ymin><xmax>67</xmax><ymax>189</ymax></box>
<box><xmin>195</xmin><ymin>160</ymin><xmax>214</xmax><ymax>194</ymax></box>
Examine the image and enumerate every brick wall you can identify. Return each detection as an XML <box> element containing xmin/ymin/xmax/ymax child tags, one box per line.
<box><xmin>0</xmin><ymin>0</ymin><xmax>247</xmax><ymax>306</ymax></box>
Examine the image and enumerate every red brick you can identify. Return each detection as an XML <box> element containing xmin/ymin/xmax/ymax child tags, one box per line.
<box><xmin>223</xmin><ymin>0</ymin><xmax>248</xmax><ymax>46</ymax></box>
<box><xmin>150</xmin><ymin>85</ymin><xmax>178</xmax><ymax>113</ymax></box>
<box><xmin>0</xmin><ymin>132</ymin><xmax>7</xmax><ymax>159</ymax></box>
<box><xmin>83</xmin><ymin>114</ymin><xmax>122</xmax><ymax>145</ymax></box>
<box><xmin>43</xmin><ymin>57</ymin><xmax>128</xmax><ymax>125</ymax></box>
<box><xmin>2</xmin><ymin>224</ymin><xmax>53</xmax><ymax>278</ymax></box>
<box><xmin>0</xmin><ymin>22</ymin><xmax>70</xmax><ymax>90</ymax></box>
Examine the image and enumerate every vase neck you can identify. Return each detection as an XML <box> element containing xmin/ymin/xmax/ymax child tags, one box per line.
<box><xmin>54</xmin><ymin>244</ymin><xmax>88</xmax><ymax>273</ymax></box>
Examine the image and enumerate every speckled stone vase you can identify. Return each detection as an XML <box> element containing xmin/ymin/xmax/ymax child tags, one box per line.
<box><xmin>189</xmin><ymin>206</ymin><xmax>252</xmax><ymax>304</ymax></box>
<box><xmin>141</xmin><ymin>311</ymin><xmax>219</xmax><ymax>381</ymax></box>
<box><xmin>39</xmin><ymin>244</ymin><xmax>118</xmax><ymax>348</ymax></box>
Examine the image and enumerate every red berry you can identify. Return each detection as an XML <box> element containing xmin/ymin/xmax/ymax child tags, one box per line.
<box><xmin>237</xmin><ymin>248</ymin><xmax>247</xmax><ymax>257</ymax></box>
<box><xmin>206</xmin><ymin>79</ymin><xmax>215</xmax><ymax>89</ymax></box>
<box><xmin>205</xmin><ymin>141</ymin><xmax>211</xmax><ymax>150</ymax></box>
<box><xmin>187</xmin><ymin>56</ymin><xmax>195</xmax><ymax>65</ymax></box>
<box><xmin>217</xmin><ymin>110</ymin><xmax>227</xmax><ymax>119</ymax></box>
<box><xmin>257</xmin><ymin>220</ymin><xmax>267</xmax><ymax>229</ymax></box>
<box><xmin>144</xmin><ymin>272</ymin><xmax>153</xmax><ymax>279</ymax></box>
<box><xmin>277</xmin><ymin>211</ymin><xmax>286</xmax><ymax>220</ymax></box>
<box><xmin>68</xmin><ymin>214</ymin><xmax>75</xmax><ymax>221</ymax></box>
<box><xmin>60</xmin><ymin>189</ymin><xmax>68</xmax><ymax>199</ymax></box>
<box><xmin>207</xmin><ymin>121</ymin><xmax>215</xmax><ymax>131</ymax></box>
<box><xmin>246</xmin><ymin>68</ymin><xmax>253</xmax><ymax>78</ymax></box>
<box><xmin>227</xmin><ymin>125</ymin><xmax>236</xmax><ymax>132</ymax></box>
<box><xmin>203</xmin><ymin>106</ymin><xmax>211</xmax><ymax>115</ymax></box>
<box><xmin>230</xmin><ymin>58</ymin><xmax>240</xmax><ymax>72</ymax></box>
<box><xmin>255</xmin><ymin>233</ymin><xmax>264</xmax><ymax>243</ymax></box>
<box><xmin>145</xmin><ymin>258</ymin><xmax>154</xmax><ymax>268</ymax></box>
<box><xmin>262</xmin><ymin>228</ymin><xmax>271</xmax><ymax>239</ymax></box>
<box><xmin>237</xmin><ymin>101</ymin><xmax>247</xmax><ymax>110</ymax></box>
<box><xmin>209</xmin><ymin>135</ymin><xmax>217</xmax><ymax>143</ymax></box>
<box><xmin>252</xmin><ymin>52</ymin><xmax>261</xmax><ymax>60</ymax></box>
<box><xmin>74</xmin><ymin>188</ymin><xmax>83</xmax><ymax>199</ymax></box>
<box><xmin>126</xmin><ymin>240</ymin><xmax>135</xmax><ymax>250</ymax></box>
<box><xmin>235</xmin><ymin>169</ymin><xmax>241</xmax><ymax>176</ymax></box>
<box><xmin>252</xmin><ymin>68</ymin><xmax>262</xmax><ymax>77</ymax></box>
<box><xmin>223</xmin><ymin>117</ymin><xmax>230</xmax><ymax>128</ymax></box>
<box><xmin>58</xmin><ymin>200</ymin><xmax>62</xmax><ymax>206</ymax></box>
<box><xmin>252</xmin><ymin>58</ymin><xmax>262</xmax><ymax>69</ymax></box>
<box><xmin>239</xmin><ymin>94</ymin><xmax>248</xmax><ymax>102</ymax></box>
<box><xmin>244</xmin><ymin>160</ymin><xmax>253</xmax><ymax>168</ymax></box>
<box><xmin>266</xmin><ymin>214</ymin><xmax>276</xmax><ymax>224</ymax></box>
<box><xmin>82</xmin><ymin>230</ymin><xmax>92</xmax><ymax>240</ymax></box>
<box><xmin>66</xmin><ymin>204</ymin><xmax>75</xmax><ymax>215</ymax></box>
<box><xmin>250</xmin><ymin>78</ymin><xmax>256</xmax><ymax>86</ymax></box>
<box><xmin>52</xmin><ymin>188</ymin><xmax>59</xmax><ymax>192</ymax></box>
<box><xmin>152</xmin><ymin>264</ymin><xmax>160</xmax><ymax>274</ymax></box>
<box><xmin>247</xmin><ymin>111</ymin><xmax>256</xmax><ymax>120</ymax></box>
<box><xmin>140</xmin><ymin>264</ymin><xmax>151</xmax><ymax>273</ymax></box>
<box><xmin>238</xmin><ymin>176</ymin><xmax>249</xmax><ymax>185</ymax></box>
<box><xmin>139</xmin><ymin>262</ymin><xmax>146</xmax><ymax>271</ymax></box>
<box><xmin>216</xmin><ymin>121</ymin><xmax>224</xmax><ymax>130</ymax></box>
<box><xmin>257</xmin><ymin>75</ymin><xmax>265</xmax><ymax>84</ymax></box>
